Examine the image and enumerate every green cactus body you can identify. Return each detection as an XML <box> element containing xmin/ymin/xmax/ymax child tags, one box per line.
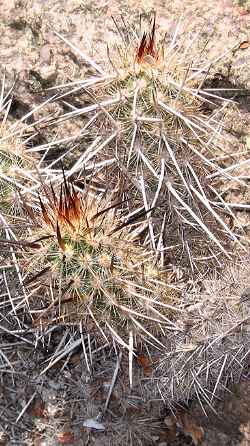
<box><xmin>21</xmin><ymin>177</ymin><xmax>179</xmax><ymax>341</ymax></box>
<box><xmin>50</xmin><ymin>19</ymin><xmax>249</xmax><ymax>271</ymax></box>
<box><xmin>0</xmin><ymin>119</ymin><xmax>36</xmax><ymax>228</ymax></box>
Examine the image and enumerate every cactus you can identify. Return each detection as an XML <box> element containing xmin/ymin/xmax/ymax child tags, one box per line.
<box><xmin>150</xmin><ymin>257</ymin><xmax>250</xmax><ymax>411</ymax></box>
<box><xmin>12</xmin><ymin>172</ymin><xmax>180</xmax><ymax>345</ymax></box>
<box><xmin>0</xmin><ymin>76</ymin><xmax>47</xmax><ymax>226</ymax></box>
<box><xmin>0</xmin><ymin>82</ymin><xmax>29</xmax><ymax>218</ymax></box>
<box><xmin>45</xmin><ymin>15</ymin><xmax>250</xmax><ymax>271</ymax></box>
<box><xmin>0</xmin><ymin>15</ymin><xmax>249</xmax><ymax>431</ymax></box>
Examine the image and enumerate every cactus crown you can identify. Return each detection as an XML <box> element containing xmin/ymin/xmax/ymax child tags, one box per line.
<box><xmin>17</xmin><ymin>172</ymin><xmax>179</xmax><ymax>344</ymax></box>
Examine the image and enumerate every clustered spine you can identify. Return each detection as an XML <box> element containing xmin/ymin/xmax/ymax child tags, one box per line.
<box><xmin>0</xmin><ymin>14</ymin><xmax>249</xmax><ymax>414</ymax></box>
